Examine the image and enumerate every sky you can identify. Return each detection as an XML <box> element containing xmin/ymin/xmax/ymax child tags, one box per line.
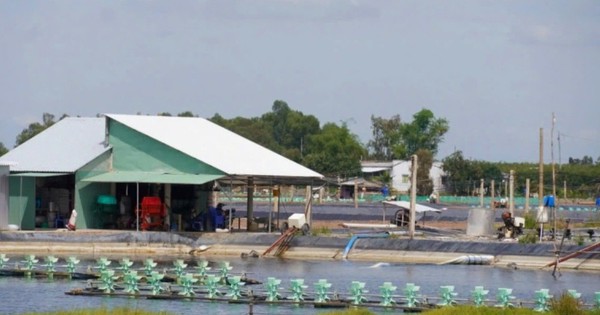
<box><xmin>1</xmin><ymin>0</ymin><xmax>599</xmax><ymax>163</ymax></box>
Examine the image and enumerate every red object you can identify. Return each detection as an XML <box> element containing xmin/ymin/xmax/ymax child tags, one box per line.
<box><xmin>140</xmin><ymin>197</ymin><xmax>165</xmax><ymax>231</ymax></box>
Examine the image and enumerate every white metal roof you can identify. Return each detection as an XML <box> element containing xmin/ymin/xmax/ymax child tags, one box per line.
<box><xmin>107</xmin><ymin>114</ymin><xmax>323</xmax><ymax>179</ymax></box>
<box><xmin>361</xmin><ymin>166</ymin><xmax>390</xmax><ymax>173</ymax></box>
<box><xmin>0</xmin><ymin>117</ymin><xmax>108</xmax><ymax>173</ymax></box>
<box><xmin>383</xmin><ymin>200</ymin><xmax>443</xmax><ymax>213</ymax></box>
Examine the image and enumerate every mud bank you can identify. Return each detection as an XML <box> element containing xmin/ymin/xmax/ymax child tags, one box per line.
<box><xmin>0</xmin><ymin>230</ymin><xmax>599</xmax><ymax>271</ymax></box>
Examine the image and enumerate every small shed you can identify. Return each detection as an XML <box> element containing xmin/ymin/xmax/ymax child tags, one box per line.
<box><xmin>339</xmin><ymin>178</ymin><xmax>382</xmax><ymax>199</ymax></box>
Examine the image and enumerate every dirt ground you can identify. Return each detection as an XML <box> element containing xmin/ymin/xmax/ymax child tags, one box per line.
<box><xmin>227</xmin><ymin>216</ymin><xmax>469</xmax><ymax>233</ymax></box>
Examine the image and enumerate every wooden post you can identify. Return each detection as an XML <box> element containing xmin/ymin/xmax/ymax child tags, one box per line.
<box><xmin>319</xmin><ymin>186</ymin><xmax>324</xmax><ymax>204</ymax></box>
<box><xmin>164</xmin><ymin>183</ymin><xmax>172</xmax><ymax>230</ymax></box>
<box><xmin>509</xmin><ymin>170</ymin><xmax>515</xmax><ymax>216</ymax></box>
<box><xmin>247</xmin><ymin>177</ymin><xmax>255</xmax><ymax>231</ymax></box>
<box><xmin>479</xmin><ymin>179</ymin><xmax>484</xmax><ymax>207</ymax></box>
<box><xmin>490</xmin><ymin>180</ymin><xmax>495</xmax><ymax>209</ymax></box>
<box><xmin>525</xmin><ymin>178</ymin><xmax>530</xmax><ymax>214</ymax></box>
<box><xmin>409</xmin><ymin>154</ymin><xmax>418</xmax><ymax>239</ymax></box>
<box><xmin>304</xmin><ymin>185</ymin><xmax>312</xmax><ymax>227</ymax></box>
<box><xmin>354</xmin><ymin>180</ymin><xmax>358</xmax><ymax>209</ymax></box>
<box><xmin>273</xmin><ymin>185</ymin><xmax>280</xmax><ymax>230</ymax></box>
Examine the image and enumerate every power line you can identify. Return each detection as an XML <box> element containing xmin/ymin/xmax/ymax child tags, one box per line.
<box><xmin>558</xmin><ymin>132</ymin><xmax>596</xmax><ymax>142</ymax></box>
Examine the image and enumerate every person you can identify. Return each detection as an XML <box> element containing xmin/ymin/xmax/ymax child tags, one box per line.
<box><xmin>381</xmin><ymin>185</ymin><xmax>389</xmax><ymax>198</ymax></box>
<box><xmin>216</xmin><ymin>203</ymin><xmax>226</xmax><ymax>216</ymax></box>
<box><xmin>501</xmin><ymin>211</ymin><xmax>513</xmax><ymax>228</ymax></box>
<box><xmin>216</xmin><ymin>203</ymin><xmax>235</xmax><ymax>226</ymax></box>
<box><xmin>499</xmin><ymin>211</ymin><xmax>523</xmax><ymax>239</ymax></box>
<box><xmin>429</xmin><ymin>192</ymin><xmax>437</xmax><ymax>204</ymax></box>
<box><xmin>66</xmin><ymin>210</ymin><xmax>77</xmax><ymax>231</ymax></box>
<box><xmin>492</xmin><ymin>197</ymin><xmax>507</xmax><ymax>209</ymax></box>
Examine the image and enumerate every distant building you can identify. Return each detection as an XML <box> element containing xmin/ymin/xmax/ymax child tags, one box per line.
<box><xmin>338</xmin><ymin>177</ymin><xmax>382</xmax><ymax>199</ymax></box>
<box><xmin>361</xmin><ymin>160</ymin><xmax>445</xmax><ymax>194</ymax></box>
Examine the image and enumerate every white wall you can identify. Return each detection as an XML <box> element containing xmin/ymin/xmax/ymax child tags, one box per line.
<box><xmin>391</xmin><ymin>160</ymin><xmax>411</xmax><ymax>193</ymax></box>
<box><xmin>389</xmin><ymin>160</ymin><xmax>445</xmax><ymax>194</ymax></box>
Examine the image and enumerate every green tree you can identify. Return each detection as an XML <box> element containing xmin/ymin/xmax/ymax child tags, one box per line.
<box><xmin>210</xmin><ymin>100</ymin><xmax>366</xmax><ymax>175</ymax></box>
<box><xmin>261</xmin><ymin>100</ymin><xmax>320</xmax><ymax>154</ymax></box>
<box><xmin>367</xmin><ymin>109</ymin><xmax>448</xmax><ymax>160</ymax></box>
<box><xmin>0</xmin><ymin>142</ymin><xmax>8</xmax><ymax>156</ymax></box>
<box><xmin>442</xmin><ymin>150</ymin><xmax>472</xmax><ymax>195</ymax></box>
<box><xmin>398</xmin><ymin>109</ymin><xmax>449</xmax><ymax>158</ymax></box>
<box><xmin>177</xmin><ymin>111</ymin><xmax>195</xmax><ymax>117</ymax></box>
<box><xmin>15</xmin><ymin>113</ymin><xmax>63</xmax><ymax>146</ymax></box>
<box><xmin>415</xmin><ymin>149</ymin><xmax>434</xmax><ymax>195</ymax></box>
<box><xmin>303</xmin><ymin>122</ymin><xmax>366</xmax><ymax>177</ymax></box>
<box><xmin>209</xmin><ymin>114</ymin><xmax>281</xmax><ymax>154</ymax></box>
<box><xmin>367</xmin><ymin>115</ymin><xmax>402</xmax><ymax>160</ymax></box>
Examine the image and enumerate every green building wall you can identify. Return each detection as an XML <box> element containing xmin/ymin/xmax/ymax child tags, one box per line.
<box><xmin>75</xmin><ymin>150</ymin><xmax>112</xmax><ymax>229</ymax></box>
<box><xmin>8</xmin><ymin>176</ymin><xmax>35</xmax><ymax>230</ymax></box>
<box><xmin>109</xmin><ymin>119</ymin><xmax>224</xmax><ymax>175</ymax></box>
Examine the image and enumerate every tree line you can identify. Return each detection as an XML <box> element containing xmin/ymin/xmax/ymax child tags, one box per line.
<box><xmin>443</xmin><ymin>151</ymin><xmax>600</xmax><ymax>198</ymax></box>
<box><xmin>1</xmin><ymin>101</ymin><xmax>598</xmax><ymax>197</ymax></box>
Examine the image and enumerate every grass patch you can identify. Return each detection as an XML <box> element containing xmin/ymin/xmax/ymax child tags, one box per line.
<box><xmin>422</xmin><ymin>306</ymin><xmax>540</xmax><ymax>315</ymax></box>
<box><xmin>518</xmin><ymin>232</ymin><xmax>538</xmax><ymax>244</ymax></box>
<box><xmin>420</xmin><ymin>293</ymin><xmax>600</xmax><ymax>315</ymax></box>
<box><xmin>550</xmin><ymin>292</ymin><xmax>585</xmax><ymax>315</ymax></box>
<box><xmin>20</xmin><ymin>307</ymin><xmax>174</xmax><ymax>315</ymax></box>
<box><xmin>523</xmin><ymin>212</ymin><xmax>537</xmax><ymax>229</ymax></box>
<box><xmin>311</xmin><ymin>226</ymin><xmax>332</xmax><ymax>236</ymax></box>
<box><xmin>319</xmin><ymin>308</ymin><xmax>375</xmax><ymax>315</ymax></box>
<box><xmin>318</xmin><ymin>293</ymin><xmax>600</xmax><ymax>315</ymax></box>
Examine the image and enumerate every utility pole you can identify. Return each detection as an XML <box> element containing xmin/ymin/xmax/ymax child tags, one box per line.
<box><xmin>551</xmin><ymin>113</ymin><xmax>557</xmax><ymax>239</ymax></box>
<box><xmin>409</xmin><ymin>154</ymin><xmax>418</xmax><ymax>239</ymax></box>
<box><xmin>539</xmin><ymin>128</ymin><xmax>544</xmax><ymax>208</ymax></box>
<box><xmin>538</xmin><ymin>128</ymin><xmax>544</xmax><ymax>242</ymax></box>
<box><xmin>509</xmin><ymin>170</ymin><xmax>515</xmax><ymax>216</ymax></box>
<box><xmin>558</xmin><ymin>132</ymin><xmax>562</xmax><ymax>169</ymax></box>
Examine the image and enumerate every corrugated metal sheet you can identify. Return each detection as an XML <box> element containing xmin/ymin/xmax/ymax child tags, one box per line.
<box><xmin>10</xmin><ymin>172</ymin><xmax>68</xmax><ymax>177</ymax></box>
<box><xmin>82</xmin><ymin>171</ymin><xmax>223</xmax><ymax>185</ymax></box>
<box><xmin>106</xmin><ymin>114</ymin><xmax>323</xmax><ymax>179</ymax></box>
<box><xmin>0</xmin><ymin>117</ymin><xmax>108</xmax><ymax>173</ymax></box>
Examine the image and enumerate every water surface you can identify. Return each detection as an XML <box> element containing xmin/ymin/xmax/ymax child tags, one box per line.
<box><xmin>1</xmin><ymin>257</ymin><xmax>598</xmax><ymax>315</ymax></box>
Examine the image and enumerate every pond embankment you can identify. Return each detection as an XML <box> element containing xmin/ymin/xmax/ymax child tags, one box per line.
<box><xmin>0</xmin><ymin>229</ymin><xmax>599</xmax><ymax>272</ymax></box>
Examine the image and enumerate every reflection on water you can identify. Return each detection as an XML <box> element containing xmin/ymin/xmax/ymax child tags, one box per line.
<box><xmin>1</xmin><ymin>256</ymin><xmax>599</xmax><ymax>315</ymax></box>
